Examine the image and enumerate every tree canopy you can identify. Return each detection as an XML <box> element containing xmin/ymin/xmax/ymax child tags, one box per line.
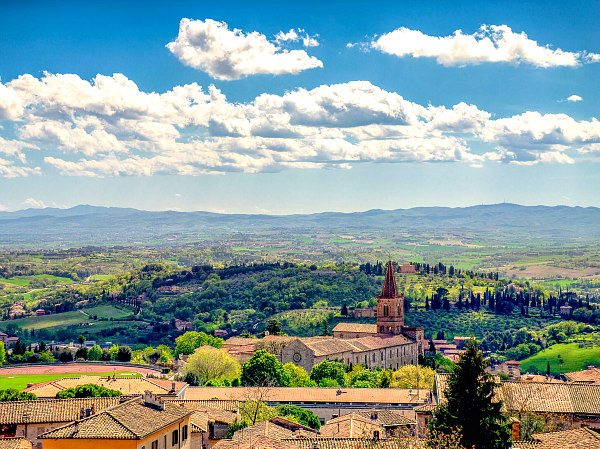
<box><xmin>241</xmin><ymin>349</ymin><xmax>289</xmax><ymax>387</ymax></box>
<box><xmin>55</xmin><ymin>384</ymin><xmax>122</xmax><ymax>399</ymax></box>
<box><xmin>184</xmin><ymin>346</ymin><xmax>241</xmax><ymax>385</ymax></box>
<box><xmin>0</xmin><ymin>389</ymin><xmax>37</xmax><ymax>401</ymax></box>
<box><xmin>174</xmin><ymin>331</ymin><xmax>223</xmax><ymax>356</ymax></box>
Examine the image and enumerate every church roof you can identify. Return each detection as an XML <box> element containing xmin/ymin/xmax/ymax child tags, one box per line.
<box><xmin>377</xmin><ymin>261</ymin><xmax>398</xmax><ymax>299</ymax></box>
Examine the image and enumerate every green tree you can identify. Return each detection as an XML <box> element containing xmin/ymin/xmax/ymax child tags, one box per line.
<box><xmin>0</xmin><ymin>389</ymin><xmax>37</xmax><ymax>401</ymax></box>
<box><xmin>283</xmin><ymin>362</ymin><xmax>316</xmax><ymax>387</ymax></box>
<box><xmin>276</xmin><ymin>404</ymin><xmax>321</xmax><ymax>430</ymax></box>
<box><xmin>241</xmin><ymin>349</ymin><xmax>289</xmax><ymax>387</ymax></box>
<box><xmin>116</xmin><ymin>346</ymin><xmax>132</xmax><ymax>362</ymax></box>
<box><xmin>310</xmin><ymin>360</ymin><xmax>347</xmax><ymax>387</ymax></box>
<box><xmin>266</xmin><ymin>318</ymin><xmax>282</xmax><ymax>336</ymax></box>
<box><xmin>430</xmin><ymin>339</ymin><xmax>510</xmax><ymax>449</ymax></box>
<box><xmin>390</xmin><ymin>365</ymin><xmax>436</xmax><ymax>389</ymax></box>
<box><xmin>0</xmin><ymin>342</ymin><xmax>6</xmax><ymax>366</ymax></box>
<box><xmin>184</xmin><ymin>346</ymin><xmax>241</xmax><ymax>385</ymax></box>
<box><xmin>55</xmin><ymin>384</ymin><xmax>122</xmax><ymax>399</ymax></box>
<box><xmin>87</xmin><ymin>344</ymin><xmax>103</xmax><ymax>361</ymax></box>
<box><xmin>174</xmin><ymin>331</ymin><xmax>223</xmax><ymax>356</ymax></box>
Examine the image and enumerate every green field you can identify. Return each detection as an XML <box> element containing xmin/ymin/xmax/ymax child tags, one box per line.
<box><xmin>520</xmin><ymin>342</ymin><xmax>600</xmax><ymax>374</ymax></box>
<box><xmin>0</xmin><ymin>274</ymin><xmax>73</xmax><ymax>287</ymax></box>
<box><xmin>0</xmin><ymin>371</ymin><xmax>142</xmax><ymax>390</ymax></box>
<box><xmin>0</xmin><ymin>305</ymin><xmax>133</xmax><ymax>331</ymax></box>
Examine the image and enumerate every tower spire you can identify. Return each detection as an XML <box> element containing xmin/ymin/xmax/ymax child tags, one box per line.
<box><xmin>378</xmin><ymin>260</ymin><xmax>398</xmax><ymax>299</ymax></box>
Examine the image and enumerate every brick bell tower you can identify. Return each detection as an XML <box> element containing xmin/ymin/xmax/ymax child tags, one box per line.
<box><xmin>376</xmin><ymin>260</ymin><xmax>404</xmax><ymax>335</ymax></box>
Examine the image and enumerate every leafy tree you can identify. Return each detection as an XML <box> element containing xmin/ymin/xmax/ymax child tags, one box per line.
<box><xmin>266</xmin><ymin>319</ymin><xmax>283</xmax><ymax>336</ymax></box>
<box><xmin>239</xmin><ymin>400</ymin><xmax>277</xmax><ymax>425</ymax></box>
<box><xmin>0</xmin><ymin>342</ymin><xmax>6</xmax><ymax>366</ymax></box>
<box><xmin>430</xmin><ymin>339</ymin><xmax>510</xmax><ymax>449</ymax></box>
<box><xmin>241</xmin><ymin>349</ymin><xmax>289</xmax><ymax>387</ymax></box>
<box><xmin>174</xmin><ymin>331</ymin><xmax>223</xmax><ymax>356</ymax></box>
<box><xmin>184</xmin><ymin>346</ymin><xmax>241</xmax><ymax>385</ymax></box>
<box><xmin>75</xmin><ymin>346</ymin><xmax>88</xmax><ymax>360</ymax></box>
<box><xmin>184</xmin><ymin>372</ymin><xmax>200</xmax><ymax>386</ymax></box>
<box><xmin>0</xmin><ymin>389</ymin><xmax>37</xmax><ymax>401</ymax></box>
<box><xmin>87</xmin><ymin>344</ymin><xmax>103</xmax><ymax>361</ymax></box>
<box><xmin>116</xmin><ymin>345</ymin><xmax>132</xmax><ymax>362</ymax></box>
<box><xmin>77</xmin><ymin>335</ymin><xmax>86</xmax><ymax>346</ymax></box>
<box><xmin>56</xmin><ymin>384</ymin><xmax>121</xmax><ymax>399</ymax></box>
<box><xmin>276</xmin><ymin>404</ymin><xmax>321</xmax><ymax>429</ymax></box>
<box><xmin>347</xmin><ymin>365</ymin><xmax>383</xmax><ymax>388</ymax></box>
<box><xmin>390</xmin><ymin>365</ymin><xmax>436</xmax><ymax>389</ymax></box>
<box><xmin>283</xmin><ymin>362</ymin><xmax>316</xmax><ymax>387</ymax></box>
<box><xmin>310</xmin><ymin>360</ymin><xmax>347</xmax><ymax>387</ymax></box>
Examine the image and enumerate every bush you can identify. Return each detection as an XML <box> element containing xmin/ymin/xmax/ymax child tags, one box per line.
<box><xmin>56</xmin><ymin>384</ymin><xmax>122</xmax><ymax>399</ymax></box>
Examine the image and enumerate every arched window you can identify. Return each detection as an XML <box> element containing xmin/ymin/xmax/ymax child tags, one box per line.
<box><xmin>383</xmin><ymin>305</ymin><xmax>389</xmax><ymax>317</ymax></box>
<box><xmin>397</xmin><ymin>305</ymin><xmax>401</xmax><ymax>315</ymax></box>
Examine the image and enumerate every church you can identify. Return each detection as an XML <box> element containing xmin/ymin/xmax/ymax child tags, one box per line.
<box><xmin>280</xmin><ymin>261</ymin><xmax>425</xmax><ymax>372</ymax></box>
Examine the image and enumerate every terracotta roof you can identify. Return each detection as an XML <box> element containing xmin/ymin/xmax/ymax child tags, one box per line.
<box><xmin>565</xmin><ymin>366</ymin><xmax>600</xmax><ymax>385</ymax></box>
<box><xmin>355</xmin><ymin>410</ymin><xmax>415</xmax><ymax>427</ymax></box>
<box><xmin>0</xmin><ymin>397</ymin><xmax>124</xmax><ymax>424</ymax></box>
<box><xmin>413</xmin><ymin>403</ymin><xmax>437</xmax><ymax>413</ymax></box>
<box><xmin>349</xmin><ymin>335</ymin><xmax>414</xmax><ymax>351</ymax></box>
<box><xmin>166</xmin><ymin>400</ymin><xmax>239</xmax><ymax>424</ymax></box>
<box><xmin>213</xmin><ymin>436</ymin><xmax>297</xmax><ymax>449</ymax></box>
<box><xmin>531</xmin><ymin>428</ymin><xmax>600</xmax><ymax>448</ymax></box>
<box><xmin>435</xmin><ymin>373</ymin><xmax>600</xmax><ymax>415</ymax></box>
<box><xmin>233</xmin><ymin>417</ymin><xmax>316</xmax><ymax>441</ymax></box>
<box><xmin>289</xmin><ymin>438</ymin><xmax>426</xmax><ymax>448</ymax></box>
<box><xmin>184</xmin><ymin>387</ymin><xmax>430</xmax><ymax>405</ymax></box>
<box><xmin>302</xmin><ymin>338</ymin><xmax>357</xmax><ymax>357</ymax></box>
<box><xmin>320</xmin><ymin>413</ymin><xmax>385</xmax><ymax>438</ymax></box>
<box><xmin>0</xmin><ymin>439</ymin><xmax>31</xmax><ymax>449</ymax></box>
<box><xmin>23</xmin><ymin>376</ymin><xmax>186</xmax><ymax>398</ymax></box>
<box><xmin>166</xmin><ymin>399</ymin><xmax>239</xmax><ymax>413</ymax></box>
<box><xmin>40</xmin><ymin>397</ymin><xmax>192</xmax><ymax>440</ymax></box>
<box><xmin>332</xmin><ymin>323</ymin><xmax>377</xmax><ymax>334</ymax></box>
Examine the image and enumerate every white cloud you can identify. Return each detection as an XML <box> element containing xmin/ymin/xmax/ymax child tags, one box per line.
<box><xmin>566</xmin><ymin>94</ymin><xmax>583</xmax><ymax>103</ymax></box>
<box><xmin>0</xmin><ymin>203</ymin><xmax>8</xmax><ymax>212</ymax></box>
<box><xmin>166</xmin><ymin>19</ymin><xmax>323</xmax><ymax>80</ymax></box>
<box><xmin>0</xmin><ymin>73</ymin><xmax>598</xmax><ymax>177</ymax></box>
<box><xmin>371</xmin><ymin>25</ymin><xmax>599</xmax><ymax>67</ymax></box>
<box><xmin>23</xmin><ymin>197</ymin><xmax>49</xmax><ymax>208</ymax></box>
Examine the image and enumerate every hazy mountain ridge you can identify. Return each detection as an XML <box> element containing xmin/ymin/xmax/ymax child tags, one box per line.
<box><xmin>0</xmin><ymin>203</ymin><xmax>598</xmax><ymax>246</ymax></box>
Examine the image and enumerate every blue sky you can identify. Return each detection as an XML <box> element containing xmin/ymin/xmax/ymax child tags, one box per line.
<box><xmin>0</xmin><ymin>0</ymin><xmax>598</xmax><ymax>213</ymax></box>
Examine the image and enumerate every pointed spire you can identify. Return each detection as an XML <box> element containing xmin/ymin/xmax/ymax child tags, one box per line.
<box><xmin>378</xmin><ymin>260</ymin><xmax>398</xmax><ymax>298</ymax></box>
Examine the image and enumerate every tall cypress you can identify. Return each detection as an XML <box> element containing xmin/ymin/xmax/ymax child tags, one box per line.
<box><xmin>430</xmin><ymin>339</ymin><xmax>511</xmax><ymax>449</ymax></box>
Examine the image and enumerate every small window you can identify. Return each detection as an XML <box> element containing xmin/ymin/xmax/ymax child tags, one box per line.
<box><xmin>151</xmin><ymin>441</ymin><xmax>158</xmax><ymax>449</ymax></box>
<box><xmin>172</xmin><ymin>429</ymin><xmax>179</xmax><ymax>445</ymax></box>
<box><xmin>182</xmin><ymin>425</ymin><xmax>188</xmax><ymax>441</ymax></box>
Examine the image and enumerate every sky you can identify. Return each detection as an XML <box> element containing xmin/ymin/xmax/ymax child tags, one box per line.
<box><xmin>0</xmin><ymin>0</ymin><xmax>598</xmax><ymax>213</ymax></box>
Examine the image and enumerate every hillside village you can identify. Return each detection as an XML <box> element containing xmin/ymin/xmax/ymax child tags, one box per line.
<box><xmin>1</xmin><ymin>263</ymin><xmax>599</xmax><ymax>449</ymax></box>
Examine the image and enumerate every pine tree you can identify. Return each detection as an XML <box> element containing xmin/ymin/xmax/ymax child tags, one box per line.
<box><xmin>546</xmin><ymin>361</ymin><xmax>551</xmax><ymax>377</ymax></box>
<box><xmin>430</xmin><ymin>339</ymin><xmax>511</xmax><ymax>449</ymax></box>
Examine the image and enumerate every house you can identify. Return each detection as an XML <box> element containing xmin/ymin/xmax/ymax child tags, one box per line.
<box><xmin>40</xmin><ymin>393</ymin><xmax>193</xmax><ymax>449</ymax></box>
<box><xmin>165</xmin><ymin>399</ymin><xmax>240</xmax><ymax>448</ymax></box>
<box><xmin>0</xmin><ymin>332</ymin><xmax>8</xmax><ymax>344</ymax></box>
<box><xmin>350</xmin><ymin>307</ymin><xmax>376</xmax><ymax>318</ymax></box>
<box><xmin>0</xmin><ymin>397</ymin><xmax>124</xmax><ymax>448</ymax></box>
<box><xmin>34</xmin><ymin>310</ymin><xmax>45</xmax><ymax>317</ymax></box>
<box><xmin>183</xmin><ymin>387</ymin><xmax>431</xmax><ymax>422</ymax></box>
<box><xmin>213</xmin><ymin>330</ymin><xmax>228</xmax><ymax>338</ymax></box>
<box><xmin>565</xmin><ymin>366</ymin><xmax>600</xmax><ymax>385</ymax></box>
<box><xmin>232</xmin><ymin>417</ymin><xmax>317</xmax><ymax>441</ymax></box>
<box><xmin>434</xmin><ymin>373</ymin><xmax>600</xmax><ymax>428</ymax></box>
<box><xmin>488</xmin><ymin>361</ymin><xmax>522</xmax><ymax>379</ymax></box>
<box><xmin>513</xmin><ymin>427</ymin><xmax>600</xmax><ymax>448</ymax></box>
<box><xmin>399</xmin><ymin>264</ymin><xmax>416</xmax><ymax>274</ymax></box>
<box><xmin>0</xmin><ymin>438</ymin><xmax>31</xmax><ymax>449</ymax></box>
<box><xmin>23</xmin><ymin>376</ymin><xmax>188</xmax><ymax>398</ymax></box>
<box><xmin>320</xmin><ymin>413</ymin><xmax>386</xmax><ymax>439</ymax></box>
<box><xmin>560</xmin><ymin>305</ymin><xmax>573</xmax><ymax>319</ymax></box>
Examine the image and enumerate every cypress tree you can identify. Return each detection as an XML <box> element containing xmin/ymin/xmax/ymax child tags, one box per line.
<box><xmin>430</xmin><ymin>339</ymin><xmax>511</xmax><ymax>449</ymax></box>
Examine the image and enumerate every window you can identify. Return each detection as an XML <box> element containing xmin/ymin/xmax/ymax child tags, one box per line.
<box><xmin>383</xmin><ymin>305</ymin><xmax>389</xmax><ymax>316</ymax></box>
<box><xmin>151</xmin><ymin>441</ymin><xmax>158</xmax><ymax>449</ymax></box>
<box><xmin>172</xmin><ymin>429</ymin><xmax>179</xmax><ymax>445</ymax></box>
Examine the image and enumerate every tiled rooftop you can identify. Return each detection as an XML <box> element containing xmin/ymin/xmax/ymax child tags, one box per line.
<box><xmin>332</xmin><ymin>323</ymin><xmax>377</xmax><ymax>334</ymax></box>
<box><xmin>40</xmin><ymin>397</ymin><xmax>192</xmax><ymax>440</ymax></box>
<box><xmin>0</xmin><ymin>438</ymin><xmax>32</xmax><ymax>449</ymax></box>
<box><xmin>0</xmin><ymin>397</ymin><xmax>124</xmax><ymax>424</ymax></box>
<box><xmin>184</xmin><ymin>386</ymin><xmax>431</xmax><ymax>405</ymax></box>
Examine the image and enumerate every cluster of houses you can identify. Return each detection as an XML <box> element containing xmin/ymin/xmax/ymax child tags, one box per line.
<box><xmin>0</xmin><ymin>371</ymin><xmax>599</xmax><ymax>449</ymax></box>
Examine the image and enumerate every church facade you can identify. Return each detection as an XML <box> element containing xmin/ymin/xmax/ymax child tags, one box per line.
<box><xmin>281</xmin><ymin>261</ymin><xmax>425</xmax><ymax>372</ymax></box>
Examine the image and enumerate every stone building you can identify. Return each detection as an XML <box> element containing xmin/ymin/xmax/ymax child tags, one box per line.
<box><xmin>281</xmin><ymin>261</ymin><xmax>424</xmax><ymax>372</ymax></box>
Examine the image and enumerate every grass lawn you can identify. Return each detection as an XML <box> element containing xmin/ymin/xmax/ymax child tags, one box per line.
<box><xmin>520</xmin><ymin>342</ymin><xmax>600</xmax><ymax>374</ymax></box>
<box><xmin>0</xmin><ymin>274</ymin><xmax>73</xmax><ymax>287</ymax></box>
<box><xmin>0</xmin><ymin>305</ymin><xmax>133</xmax><ymax>331</ymax></box>
<box><xmin>0</xmin><ymin>371</ymin><xmax>142</xmax><ymax>390</ymax></box>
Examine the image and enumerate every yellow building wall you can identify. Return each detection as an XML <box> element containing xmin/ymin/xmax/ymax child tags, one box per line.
<box><xmin>42</xmin><ymin>416</ymin><xmax>191</xmax><ymax>449</ymax></box>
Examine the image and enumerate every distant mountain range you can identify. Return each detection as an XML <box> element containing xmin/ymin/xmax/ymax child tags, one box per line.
<box><xmin>0</xmin><ymin>203</ymin><xmax>598</xmax><ymax>247</ymax></box>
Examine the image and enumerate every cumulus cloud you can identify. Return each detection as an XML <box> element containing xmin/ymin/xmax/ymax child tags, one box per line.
<box><xmin>23</xmin><ymin>197</ymin><xmax>49</xmax><ymax>208</ymax></box>
<box><xmin>166</xmin><ymin>18</ymin><xmax>323</xmax><ymax>80</ymax></box>
<box><xmin>0</xmin><ymin>72</ymin><xmax>597</xmax><ymax>177</ymax></box>
<box><xmin>371</xmin><ymin>25</ymin><xmax>599</xmax><ymax>67</ymax></box>
<box><xmin>566</xmin><ymin>94</ymin><xmax>583</xmax><ymax>103</ymax></box>
<box><xmin>274</xmin><ymin>28</ymin><xmax>318</xmax><ymax>47</ymax></box>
